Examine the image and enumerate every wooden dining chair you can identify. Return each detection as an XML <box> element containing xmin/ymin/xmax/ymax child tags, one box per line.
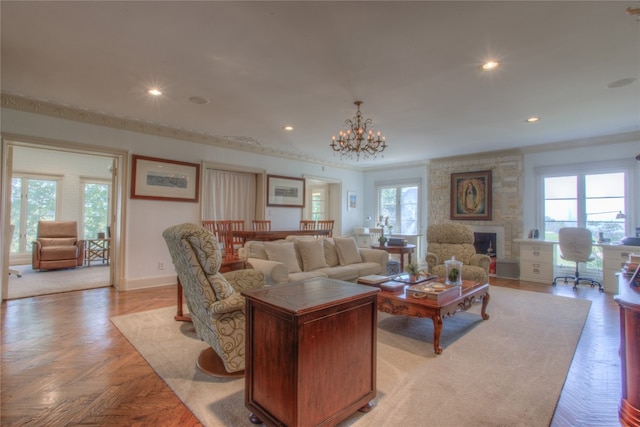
<box><xmin>252</xmin><ymin>220</ymin><xmax>271</xmax><ymax>231</ymax></box>
<box><xmin>300</xmin><ymin>220</ymin><xmax>316</xmax><ymax>230</ymax></box>
<box><xmin>316</xmin><ymin>219</ymin><xmax>335</xmax><ymax>237</ymax></box>
<box><xmin>229</xmin><ymin>219</ymin><xmax>244</xmax><ymax>255</ymax></box>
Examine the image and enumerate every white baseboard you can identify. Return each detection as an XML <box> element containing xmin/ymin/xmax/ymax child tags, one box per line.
<box><xmin>124</xmin><ymin>273</ymin><xmax>176</xmax><ymax>291</ymax></box>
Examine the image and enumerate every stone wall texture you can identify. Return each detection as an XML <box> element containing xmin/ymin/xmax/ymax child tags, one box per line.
<box><xmin>428</xmin><ymin>150</ymin><xmax>523</xmax><ymax>259</ymax></box>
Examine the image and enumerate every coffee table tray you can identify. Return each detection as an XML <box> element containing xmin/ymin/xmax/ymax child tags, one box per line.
<box><xmin>406</xmin><ymin>282</ymin><xmax>460</xmax><ymax>301</ymax></box>
<box><xmin>392</xmin><ymin>273</ymin><xmax>438</xmax><ymax>284</ymax></box>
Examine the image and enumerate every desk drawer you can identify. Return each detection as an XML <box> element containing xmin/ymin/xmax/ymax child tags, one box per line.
<box><xmin>520</xmin><ymin>261</ymin><xmax>553</xmax><ymax>282</ymax></box>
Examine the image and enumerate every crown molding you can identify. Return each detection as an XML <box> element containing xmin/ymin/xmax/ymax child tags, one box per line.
<box><xmin>1</xmin><ymin>92</ymin><xmax>361</xmax><ymax>171</ymax></box>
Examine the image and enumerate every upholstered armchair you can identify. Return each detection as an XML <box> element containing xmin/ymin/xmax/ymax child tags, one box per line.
<box><xmin>32</xmin><ymin>221</ymin><xmax>85</xmax><ymax>271</ymax></box>
<box><xmin>425</xmin><ymin>223</ymin><xmax>491</xmax><ymax>284</ymax></box>
<box><xmin>162</xmin><ymin>223</ymin><xmax>265</xmax><ymax>376</ymax></box>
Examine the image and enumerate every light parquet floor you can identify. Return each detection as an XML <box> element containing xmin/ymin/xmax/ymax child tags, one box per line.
<box><xmin>1</xmin><ymin>277</ymin><xmax>622</xmax><ymax>426</ymax></box>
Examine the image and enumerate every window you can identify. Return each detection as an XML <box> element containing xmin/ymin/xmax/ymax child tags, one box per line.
<box><xmin>543</xmin><ymin>172</ymin><xmax>626</xmax><ymax>242</ymax></box>
<box><xmin>82</xmin><ymin>180</ymin><xmax>111</xmax><ymax>239</ymax></box>
<box><xmin>310</xmin><ymin>186</ymin><xmax>327</xmax><ymax>221</ymax></box>
<box><xmin>10</xmin><ymin>175</ymin><xmax>61</xmax><ymax>254</ymax></box>
<box><xmin>539</xmin><ymin>166</ymin><xmax>630</xmax><ymax>277</ymax></box>
<box><xmin>377</xmin><ymin>183</ymin><xmax>419</xmax><ymax>234</ymax></box>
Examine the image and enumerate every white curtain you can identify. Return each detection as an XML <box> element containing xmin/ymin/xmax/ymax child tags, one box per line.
<box><xmin>203</xmin><ymin>169</ymin><xmax>256</xmax><ymax>226</ymax></box>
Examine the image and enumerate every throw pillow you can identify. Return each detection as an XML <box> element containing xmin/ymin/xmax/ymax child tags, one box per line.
<box><xmin>263</xmin><ymin>241</ymin><xmax>302</xmax><ymax>273</ymax></box>
<box><xmin>296</xmin><ymin>239</ymin><xmax>329</xmax><ymax>271</ymax></box>
<box><xmin>323</xmin><ymin>238</ymin><xmax>340</xmax><ymax>267</ymax></box>
<box><xmin>333</xmin><ymin>237</ymin><xmax>362</xmax><ymax>265</ymax></box>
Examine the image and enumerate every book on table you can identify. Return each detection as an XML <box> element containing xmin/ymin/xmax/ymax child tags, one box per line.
<box><xmin>358</xmin><ymin>275</ymin><xmax>390</xmax><ymax>285</ymax></box>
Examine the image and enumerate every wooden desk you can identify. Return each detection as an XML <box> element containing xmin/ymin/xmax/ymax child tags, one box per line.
<box><xmin>242</xmin><ymin>278</ymin><xmax>379</xmax><ymax>426</ymax></box>
<box><xmin>175</xmin><ymin>256</ymin><xmax>246</xmax><ymax>322</ymax></box>
<box><xmin>371</xmin><ymin>243</ymin><xmax>416</xmax><ymax>272</ymax></box>
<box><xmin>234</xmin><ymin>229</ymin><xmax>330</xmax><ymax>243</ymax></box>
<box><xmin>614</xmin><ymin>274</ymin><xmax>640</xmax><ymax>426</ymax></box>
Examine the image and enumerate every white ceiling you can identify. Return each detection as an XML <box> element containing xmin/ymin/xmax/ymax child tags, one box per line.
<box><xmin>2</xmin><ymin>1</ymin><xmax>639</xmax><ymax>168</ymax></box>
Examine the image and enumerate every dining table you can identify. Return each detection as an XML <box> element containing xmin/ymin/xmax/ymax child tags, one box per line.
<box><xmin>233</xmin><ymin>229</ymin><xmax>331</xmax><ymax>244</ymax></box>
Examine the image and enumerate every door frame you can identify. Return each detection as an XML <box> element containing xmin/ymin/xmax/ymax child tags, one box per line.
<box><xmin>1</xmin><ymin>133</ymin><xmax>128</xmax><ymax>300</ymax></box>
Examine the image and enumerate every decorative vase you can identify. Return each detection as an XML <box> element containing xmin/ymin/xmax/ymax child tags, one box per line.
<box><xmin>378</xmin><ymin>236</ymin><xmax>387</xmax><ymax>246</ymax></box>
<box><xmin>409</xmin><ymin>274</ymin><xmax>417</xmax><ymax>283</ymax></box>
<box><xmin>445</xmin><ymin>256</ymin><xmax>463</xmax><ymax>286</ymax></box>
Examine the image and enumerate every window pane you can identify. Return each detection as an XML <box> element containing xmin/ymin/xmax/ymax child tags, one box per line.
<box><xmin>585</xmin><ymin>173</ymin><xmax>624</xmax><ymax>198</ymax></box>
<box><xmin>10</xmin><ymin>178</ymin><xmax>22</xmax><ymax>253</ymax></box>
<box><xmin>26</xmin><ymin>179</ymin><xmax>57</xmax><ymax>246</ymax></box>
<box><xmin>84</xmin><ymin>183</ymin><xmax>109</xmax><ymax>239</ymax></box>
<box><xmin>544</xmin><ymin>176</ymin><xmax>576</xmax><ymax>199</ymax></box>
<box><xmin>400</xmin><ymin>186</ymin><xmax>418</xmax><ymax>234</ymax></box>
<box><xmin>379</xmin><ymin>187</ymin><xmax>396</xmax><ymax>228</ymax></box>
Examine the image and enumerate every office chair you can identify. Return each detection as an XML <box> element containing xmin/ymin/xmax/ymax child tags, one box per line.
<box><xmin>552</xmin><ymin>227</ymin><xmax>603</xmax><ymax>292</ymax></box>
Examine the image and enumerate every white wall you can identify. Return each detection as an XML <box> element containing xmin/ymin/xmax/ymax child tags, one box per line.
<box><xmin>1</xmin><ymin>108</ymin><xmax>365</xmax><ymax>290</ymax></box>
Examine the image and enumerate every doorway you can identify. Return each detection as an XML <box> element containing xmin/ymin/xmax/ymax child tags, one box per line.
<box><xmin>2</xmin><ymin>139</ymin><xmax>125</xmax><ymax>300</ymax></box>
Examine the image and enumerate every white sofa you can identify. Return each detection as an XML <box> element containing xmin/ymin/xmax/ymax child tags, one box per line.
<box><xmin>238</xmin><ymin>236</ymin><xmax>389</xmax><ymax>285</ymax></box>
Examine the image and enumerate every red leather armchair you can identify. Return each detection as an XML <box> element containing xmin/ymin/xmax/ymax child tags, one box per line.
<box><xmin>32</xmin><ymin>221</ymin><xmax>85</xmax><ymax>270</ymax></box>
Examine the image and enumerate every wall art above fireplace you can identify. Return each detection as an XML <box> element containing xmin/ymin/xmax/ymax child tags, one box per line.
<box><xmin>450</xmin><ymin>170</ymin><xmax>492</xmax><ymax>220</ymax></box>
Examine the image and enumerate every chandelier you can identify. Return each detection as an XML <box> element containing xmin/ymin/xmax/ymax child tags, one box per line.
<box><xmin>330</xmin><ymin>101</ymin><xmax>387</xmax><ymax>160</ymax></box>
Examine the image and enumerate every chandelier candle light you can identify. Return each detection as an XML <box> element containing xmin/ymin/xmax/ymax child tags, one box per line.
<box><xmin>330</xmin><ymin>101</ymin><xmax>387</xmax><ymax>160</ymax></box>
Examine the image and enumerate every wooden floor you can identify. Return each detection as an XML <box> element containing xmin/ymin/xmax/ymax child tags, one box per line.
<box><xmin>1</xmin><ymin>277</ymin><xmax>622</xmax><ymax>426</ymax></box>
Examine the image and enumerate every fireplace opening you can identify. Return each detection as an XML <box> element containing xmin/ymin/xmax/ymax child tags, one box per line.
<box><xmin>474</xmin><ymin>232</ymin><xmax>497</xmax><ymax>277</ymax></box>
<box><xmin>474</xmin><ymin>232</ymin><xmax>496</xmax><ymax>256</ymax></box>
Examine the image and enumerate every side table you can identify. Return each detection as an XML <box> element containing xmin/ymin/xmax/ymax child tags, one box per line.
<box><xmin>614</xmin><ymin>273</ymin><xmax>640</xmax><ymax>426</ymax></box>
<box><xmin>370</xmin><ymin>243</ymin><xmax>416</xmax><ymax>272</ymax></box>
<box><xmin>175</xmin><ymin>256</ymin><xmax>246</xmax><ymax>322</ymax></box>
<box><xmin>242</xmin><ymin>278</ymin><xmax>379</xmax><ymax>426</ymax></box>
<box><xmin>85</xmin><ymin>238</ymin><xmax>110</xmax><ymax>266</ymax></box>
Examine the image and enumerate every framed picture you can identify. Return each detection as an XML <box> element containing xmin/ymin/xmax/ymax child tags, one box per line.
<box><xmin>347</xmin><ymin>191</ymin><xmax>357</xmax><ymax>210</ymax></box>
<box><xmin>450</xmin><ymin>170</ymin><xmax>492</xmax><ymax>220</ymax></box>
<box><xmin>131</xmin><ymin>155</ymin><xmax>200</xmax><ymax>202</ymax></box>
<box><xmin>267</xmin><ymin>175</ymin><xmax>305</xmax><ymax>207</ymax></box>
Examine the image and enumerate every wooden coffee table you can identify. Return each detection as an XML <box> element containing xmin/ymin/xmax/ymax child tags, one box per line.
<box><xmin>376</xmin><ymin>279</ymin><xmax>490</xmax><ymax>354</ymax></box>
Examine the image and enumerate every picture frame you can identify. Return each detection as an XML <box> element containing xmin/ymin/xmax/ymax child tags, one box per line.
<box><xmin>266</xmin><ymin>174</ymin><xmax>305</xmax><ymax>208</ymax></box>
<box><xmin>347</xmin><ymin>191</ymin><xmax>357</xmax><ymax>210</ymax></box>
<box><xmin>131</xmin><ymin>154</ymin><xmax>200</xmax><ymax>202</ymax></box>
<box><xmin>450</xmin><ymin>170</ymin><xmax>492</xmax><ymax>220</ymax></box>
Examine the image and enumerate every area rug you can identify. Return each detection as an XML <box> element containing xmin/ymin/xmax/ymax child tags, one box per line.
<box><xmin>111</xmin><ymin>286</ymin><xmax>591</xmax><ymax>427</ymax></box>
<box><xmin>7</xmin><ymin>264</ymin><xmax>110</xmax><ymax>299</ymax></box>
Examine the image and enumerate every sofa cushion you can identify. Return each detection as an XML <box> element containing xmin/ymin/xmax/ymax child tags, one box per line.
<box><xmin>39</xmin><ymin>238</ymin><xmax>77</xmax><ymax>247</ymax></box>
<box><xmin>316</xmin><ymin>265</ymin><xmax>359</xmax><ymax>281</ymax></box>
<box><xmin>333</xmin><ymin>237</ymin><xmax>362</xmax><ymax>265</ymax></box>
<box><xmin>263</xmin><ymin>241</ymin><xmax>301</xmax><ymax>273</ymax></box>
<box><xmin>242</xmin><ymin>240</ymin><xmax>272</xmax><ymax>259</ymax></box>
<box><xmin>296</xmin><ymin>239</ymin><xmax>329</xmax><ymax>271</ymax></box>
<box><xmin>350</xmin><ymin>262</ymin><xmax>384</xmax><ymax>277</ymax></box>
<box><xmin>40</xmin><ymin>246</ymin><xmax>78</xmax><ymax>260</ymax></box>
<box><xmin>323</xmin><ymin>238</ymin><xmax>340</xmax><ymax>267</ymax></box>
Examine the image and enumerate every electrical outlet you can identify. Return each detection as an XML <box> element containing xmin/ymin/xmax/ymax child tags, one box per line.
<box><xmin>158</xmin><ymin>261</ymin><xmax>165</xmax><ymax>270</ymax></box>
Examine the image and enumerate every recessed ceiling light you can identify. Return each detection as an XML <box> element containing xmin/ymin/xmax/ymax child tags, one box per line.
<box><xmin>607</xmin><ymin>78</ymin><xmax>637</xmax><ymax>89</ymax></box>
<box><xmin>283</xmin><ymin>126</ymin><xmax>294</xmax><ymax>131</ymax></box>
<box><xmin>189</xmin><ymin>96</ymin><xmax>209</xmax><ymax>105</ymax></box>
<box><xmin>480</xmin><ymin>61</ymin><xmax>500</xmax><ymax>71</ymax></box>
<box><xmin>148</xmin><ymin>88</ymin><xmax>162</xmax><ymax>96</ymax></box>
<box><xmin>525</xmin><ymin>117</ymin><xmax>540</xmax><ymax>123</ymax></box>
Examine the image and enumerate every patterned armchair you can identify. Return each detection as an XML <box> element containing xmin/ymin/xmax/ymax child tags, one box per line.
<box><xmin>425</xmin><ymin>223</ymin><xmax>490</xmax><ymax>284</ymax></box>
<box><xmin>32</xmin><ymin>221</ymin><xmax>85</xmax><ymax>271</ymax></box>
<box><xmin>162</xmin><ymin>223</ymin><xmax>265</xmax><ymax>375</ymax></box>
